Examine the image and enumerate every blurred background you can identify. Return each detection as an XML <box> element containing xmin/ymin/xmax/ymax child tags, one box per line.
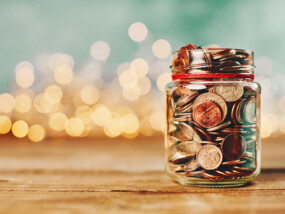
<box><xmin>0</xmin><ymin>0</ymin><xmax>284</xmax><ymax>142</ymax></box>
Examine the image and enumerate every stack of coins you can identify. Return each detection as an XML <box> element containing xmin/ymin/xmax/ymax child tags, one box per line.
<box><xmin>167</xmin><ymin>44</ymin><xmax>257</xmax><ymax>180</ymax></box>
<box><xmin>172</xmin><ymin>44</ymin><xmax>253</xmax><ymax>73</ymax></box>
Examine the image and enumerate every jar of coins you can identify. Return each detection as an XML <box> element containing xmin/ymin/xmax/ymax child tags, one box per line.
<box><xmin>165</xmin><ymin>44</ymin><xmax>261</xmax><ymax>187</ymax></box>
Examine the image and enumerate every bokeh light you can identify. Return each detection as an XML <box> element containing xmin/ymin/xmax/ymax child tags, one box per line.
<box><xmin>0</xmin><ymin>93</ymin><xmax>15</xmax><ymax>113</ymax></box>
<box><xmin>128</xmin><ymin>22</ymin><xmax>148</xmax><ymax>42</ymax></box>
<box><xmin>119</xmin><ymin>69</ymin><xmax>138</xmax><ymax>89</ymax></box>
<box><xmin>44</xmin><ymin>85</ymin><xmax>63</xmax><ymax>104</ymax></box>
<box><xmin>28</xmin><ymin>124</ymin><xmax>46</xmax><ymax>142</ymax></box>
<box><xmin>122</xmin><ymin>114</ymin><xmax>139</xmax><ymax>134</ymax></box>
<box><xmin>91</xmin><ymin>105</ymin><xmax>112</xmax><ymax>127</ymax></box>
<box><xmin>80</xmin><ymin>85</ymin><xmax>100</xmax><ymax>105</ymax></box>
<box><xmin>130</xmin><ymin>58</ymin><xmax>149</xmax><ymax>77</ymax></box>
<box><xmin>12</xmin><ymin>120</ymin><xmax>29</xmax><ymax>138</ymax></box>
<box><xmin>53</xmin><ymin>64</ymin><xmax>73</xmax><ymax>85</ymax></box>
<box><xmin>14</xmin><ymin>94</ymin><xmax>32</xmax><ymax>113</ymax></box>
<box><xmin>34</xmin><ymin>93</ymin><xmax>54</xmax><ymax>113</ymax></box>
<box><xmin>90</xmin><ymin>41</ymin><xmax>111</xmax><ymax>61</ymax></box>
<box><xmin>65</xmin><ymin>117</ymin><xmax>84</xmax><ymax>137</ymax></box>
<box><xmin>15</xmin><ymin>61</ymin><xmax>35</xmax><ymax>88</ymax></box>
<box><xmin>0</xmin><ymin>115</ymin><xmax>12</xmax><ymax>134</ymax></box>
<box><xmin>49</xmin><ymin>112</ymin><xmax>68</xmax><ymax>132</ymax></box>
<box><xmin>156</xmin><ymin>73</ymin><xmax>171</xmax><ymax>91</ymax></box>
<box><xmin>152</xmin><ymin>39</ymin><xmax>171</xmax><ymax>59</ymax></box>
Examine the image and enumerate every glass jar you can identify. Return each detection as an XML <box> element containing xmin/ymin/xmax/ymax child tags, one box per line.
<box><xmin>165</xmin><ymin>45</ymin><xmax>261</xmax><ymax>187</ymax></box>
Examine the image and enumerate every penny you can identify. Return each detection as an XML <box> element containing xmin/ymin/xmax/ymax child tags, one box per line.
<box><xmin>193</xmin><ymin>93</ymin><xmax>228</xmax><ymax>122</ymax></box>
<box><xmin>173</xmin><ymin>140</ymin><xmax>202</xmax><ymax>155</ymax></box>
<box><xmin>196</xmin><ymin>145</ymin><xmax>223</xmax><ymax>170</ymax></box>
<box><xmin>177</xmin><ymin>102</ymin><xmax>193</xmax><ymax>113</ymax></box>
<box><xmin>171</xmin><ymin>122</ymin><xmax>201</xmax><ymax>142</ymax></box>
<box><xmin>210</xmin><ymin>49</ymin><xmax>236</xmax><ymax>61</ymax></box>
<box><xmin>193</xmin><ymin>101</ymin><xmax>222</xmax><ymax>128</ymax></box>
<box><xmin>243</xmin><ymin>96</ymin><xmax>256</xmax><ymax>123</ymax></box>
<box><xmin>213</xmin><ymin>60</ymin><xmax>241</xmax><ymax>73</ymax></box>
<box><xmin>170</xmin><ymin>165</ymin><xmax>184</xmax><ymax>172</ymax></box>
<box><xmin>221</xmin><ymin>160</ymin><xmax>247</xmax><ymax>165</ymax></box>
<box><xmin>173</xmin><ymin>86</ymin><xmax>194</xmax><ymax>100</ymax></box>
<box><xmin>221</xmin><ymin>133</ymin><xmax>246</xmax><ymax>160</ymax></box>
<box><xmin>176</xmin><ymin>90</ymin><xmax>199</xmax><ymax>107</ymax></box>
<box><xmin>207</xmin><ymin>120</ymin><xmax>231</xmax><ymax>132</ymax></box>
<box><xmin>185</xmin><ymin>43</ymin><xmax>198</xmax><ymax>50</ymax></box>
<box><xmin>213</xmin><ymin>85</ymin><xmax>244</xmax><ymax>102</ymax></box>
<box><xmin>201</xmin><ymin>141</ymin><xmax>219</xmax><ymax>145</ymax></box>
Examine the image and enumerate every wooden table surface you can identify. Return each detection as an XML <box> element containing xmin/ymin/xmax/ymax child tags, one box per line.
<box><xmin>0</xmin><ymin>136</ymin><xmax>284</xmax><ymax>214</ymax></box>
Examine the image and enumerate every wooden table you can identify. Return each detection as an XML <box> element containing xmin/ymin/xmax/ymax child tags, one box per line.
<box><xmin>0</xmin><ymin>136</ymin><xmax>284</xmax><ymax>213</ymax></box>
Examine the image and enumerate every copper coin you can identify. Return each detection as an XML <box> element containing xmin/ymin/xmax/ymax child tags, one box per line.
<box><xmin>176</xmin><ymin>90</ymin><xmax>199</xmax><ymax>107</ymax></box>
<box><xmin>207</xmin><ymin>120</ymin><xmax>231</xmax><ymax>132</ymax></box>
<box><xmin>193</xmin><ymin>93</ymin><xmax>228</xmax><ymax>123</ymax></box>
<box><xmin>196</xmin><ymin>145</ymin><xmax>223</xmax><ymax>170</ymax></box>
<box><xmin>213</xmin><ymin>85</ymin><xmax>244</xmax><ymax>102</ymax></box>
<box><xmin>213</xmin><ymin>60</ymin><xmax>241</xmax><ymax>73</ymax></box>
<box><xmin>210</xmin><ymin>49</ymin><xmax>236</xmax><ymax>61</ymax></box>
<box><xmin>221</xmin><ymin>160</ymin><xmax>247</xmax><ymax>165</ymax></box>
<box><xmin>221</xmin><ymin>133</ymin><xmax>246</xmax><ymax>160</ymax></box>
<box><xmin>185</xmin><ymin>43</ymin><xmax>198</xmax><ymax>50</ymax></box>
<box><xmin>193</xmin><ymin>101</ymin><xmax>222</xmax><ymax>128</ymax></box>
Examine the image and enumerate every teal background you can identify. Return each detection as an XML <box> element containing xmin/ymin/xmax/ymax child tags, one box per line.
<box><xmin>0</xmin><ymin>0</ymin><xmax>284</xmax><ymax>92</ymax></box>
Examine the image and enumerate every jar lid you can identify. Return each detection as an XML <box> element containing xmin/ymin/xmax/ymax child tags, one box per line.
<box><xmin>171</xmin><ymin>45</ymin><xmax>255</xmax><ymax>80</ymax></box>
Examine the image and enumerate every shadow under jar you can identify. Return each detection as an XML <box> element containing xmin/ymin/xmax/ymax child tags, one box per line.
<box><xmin>165</xmin><ymin>45</ymin><xmax>261</xmax><ymax>187</ymax></box>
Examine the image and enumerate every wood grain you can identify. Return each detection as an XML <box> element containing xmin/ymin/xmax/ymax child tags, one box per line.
<box><xmin>0</xmin><ymin>136</ymin><xmax>284</xmax><ymax>214</ymax></box>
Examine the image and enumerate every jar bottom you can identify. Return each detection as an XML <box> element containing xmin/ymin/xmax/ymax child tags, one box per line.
<box><xmin>166</xmin><ymin>168</ymin><xmax>256</xmax><ymax>188</ymax></box>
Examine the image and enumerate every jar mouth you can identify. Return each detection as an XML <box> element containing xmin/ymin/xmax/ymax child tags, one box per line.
<box><xmin>171</xmin><ymin>47</ymin><xmax>254</xmax><ymax>75</ymax></box>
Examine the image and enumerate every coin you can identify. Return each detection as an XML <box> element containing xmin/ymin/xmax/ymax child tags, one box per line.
<box><xmin>170</xmin><ymin>164</ymin><xmax>184</xmax><ymax>172</ymax></box>
<box><xmin>243</xmin><ymin>96</ymin><xmax>256</xmax><ymax>123</ymax></box>
<box><xmin>193</xmin><ymin>101</ymin><xmax>222</xmax><ymax>128</ymax></box>
<box><xmin>176</xmin><ymin>90</ymin><xmax>199</xmax><ymax>107</ymax></box>
<box><xmin>221</xmin><ymin>133</ymin><xmax>246</xmax><ymax>160</ymax></box>
<box><xmin>171</xmin><ymin>122</ymin><xmax>201</xmax><ymax>142</ymax></box>
<box><xmin>213</xmin><ymin>60</ymin><xmax>241</xmax><ymax>73</ymax></box>
<box><xmin>177</xmin><ymin>102</ymin><xmax>193</xmax><ymax>113</ymax></box>
<box><xmin>207</xmin><ymin>120</ymin><xmax>231</xmax><ymax>132</ymax></box>
<box><xmin>196</xmin><ymin>144</ymin><xmax>223</xmax><ymax>170</ymax></box>
<box><xmin>221</xmin><ymin>160</ymin><xmax>247</xmax><ymax>165</ymax></box>
<box><xmin>168</xmin><ymin>152</ymin><xmax>193</xmax><ymax>164</ymax></box>
<box><xmin>193</xmin><ymin>93</ymin><xmax>228</xmax><ymax>123</ymax></box>
<box><xmin>210</xmin><ymin>49</ymin><xmax>236</xmax><ymax>61</ymax></box>
<box><xmin>183</xmin><ymin>157</ymin><xmax>200</xmax><ymax>172</ymax></box>
<box><xmin>167</xmin><ymin>95</ymin><xmax>174</xmax><ymax>121</ymax></box>
<box><xmin>173</xmin><ymin>140</ymin><xmax>202</xmax><ymax>155</ymax></box>
<box><xmin>213</xmin><ymin>85</ymin><xmax>244</xmax><ymax>102</ymax></box>
<box><xmin>234</xmin><ymin>99</ymin><xmax>246</xmax><ymax>123</ymax></box>
<box><xmin>185</xmin><ymin>43</ymin><xmax>198</xmax><ymax>50</ymax></box>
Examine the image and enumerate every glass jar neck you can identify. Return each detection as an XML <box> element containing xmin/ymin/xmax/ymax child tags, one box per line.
<box><xmin>171</xmin><ymin>48</ymin><xmax>255</xmax><ymax>79</ymax></box>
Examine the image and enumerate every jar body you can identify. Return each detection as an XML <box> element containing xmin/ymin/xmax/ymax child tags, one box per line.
<box><xmin>165</xmin><ymin>79</ymin><xmax>261</xmax><ymax>187</ymax></box>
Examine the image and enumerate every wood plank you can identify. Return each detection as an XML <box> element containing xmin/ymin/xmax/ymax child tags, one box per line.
<box><xmin>0</xmin><ymin>136</ymin><xmax>284</xmax><ymax>213</ymax></box>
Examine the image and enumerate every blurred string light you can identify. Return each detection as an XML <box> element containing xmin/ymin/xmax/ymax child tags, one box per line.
<box><xmin>90</xmin><ymin>41</ymin><xmax>111</xmax><ymax>61</ymax></box>
<box><xmin>152</xmin><ymin>39</ymin><xmax>171</xmax><ymax>59</ymax></box>
<box><xmin>0</xmin><ymin>23</ymin><xmax>282</xmax><ymax>143</ymax></box>
<box><xmin>12</xmin><ymin>120</ymin><xmax>29</xmax><ymax>138</ymax></box>
<box><xmin>128</xmin><ymin>22</ymin><xmax>148</xmax><ymax>42</ymax></box>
